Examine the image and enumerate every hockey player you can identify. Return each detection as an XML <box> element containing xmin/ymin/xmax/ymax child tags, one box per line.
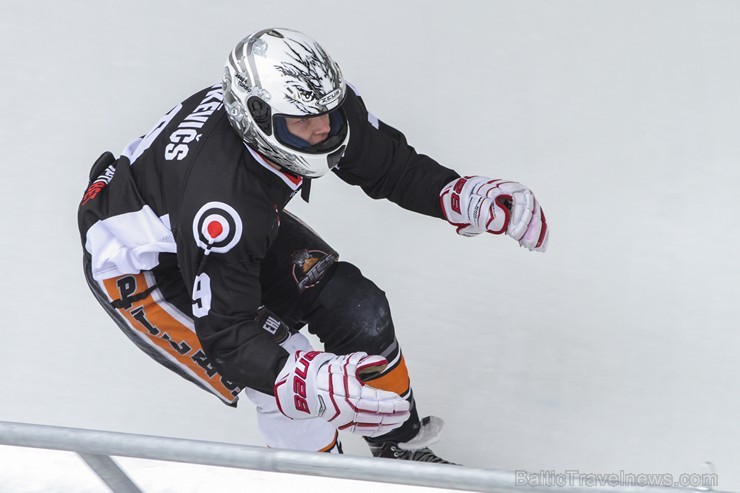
<box><xmin>78</xmin><ymin>28</ymin><xmax>548</xmax><ymax>463</ymax></box>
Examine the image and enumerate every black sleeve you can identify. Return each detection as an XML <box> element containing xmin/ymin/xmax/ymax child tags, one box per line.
<box><xmin>193</xmin><ymin>265</ymin><xmax>289</xmax><ymax>396</ymax></box>
<box><xmin>333</xmin><ymin>87</ymin><xmax>460</xmax><ymax>219</ymax></box>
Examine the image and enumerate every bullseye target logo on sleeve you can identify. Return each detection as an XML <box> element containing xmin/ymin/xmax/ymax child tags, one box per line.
<box><xmin>192</xmin><ymin>202</ymin><xmax>243</xmax><ymax>254</ymax></box>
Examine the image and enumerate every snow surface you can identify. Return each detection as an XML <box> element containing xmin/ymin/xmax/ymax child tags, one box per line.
<box><xmin>1</xmin><ymin>1</ymin><xmax>739</xmax><ymax>492</ymax></box>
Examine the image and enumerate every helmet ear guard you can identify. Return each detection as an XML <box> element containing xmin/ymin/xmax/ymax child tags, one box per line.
<box><xmin>222</xmin><ymin>28</ymin><xmax>350</xmax><ymax>178</ymax></box>
<box><xmin>248</xmin><ymin>97</ymin><xmax>272</xmax><ymax>135</ymax></box>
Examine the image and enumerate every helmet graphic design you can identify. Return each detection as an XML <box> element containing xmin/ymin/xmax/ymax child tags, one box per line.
<box><xmin>223</xmin><ymin>28</ymin><xmax>350</xmax><ymax>178</ymax></box>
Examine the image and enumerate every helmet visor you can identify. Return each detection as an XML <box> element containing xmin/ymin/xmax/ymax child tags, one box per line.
<box><xmin>273</xmin><ymin>107</ymin><xmax>348</xmax><ymax>154</ymax></box>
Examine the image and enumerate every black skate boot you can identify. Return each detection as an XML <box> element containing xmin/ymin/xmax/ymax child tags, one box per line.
<box><xmin>367</xmin><ymin>416</ymin><xmax>457</xmax><ymax>464</ymax></box>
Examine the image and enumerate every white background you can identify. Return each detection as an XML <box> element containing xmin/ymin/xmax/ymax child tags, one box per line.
<box><xmin>1</xmin><ymin>1</ymin><xmax>738</xmax><ymax>491</ymax></box>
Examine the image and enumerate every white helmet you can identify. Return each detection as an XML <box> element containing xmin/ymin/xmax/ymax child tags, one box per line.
<box><xmin>222</xmin><ymin>28</ymin><xmax>350</xmax><ymax>178</ymax></box>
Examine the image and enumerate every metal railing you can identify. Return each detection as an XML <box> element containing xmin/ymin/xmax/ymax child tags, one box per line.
<box><xmin>0</xmin><ymin>421</ymin><xmax>729</xmax><ymax>493</ymax></box>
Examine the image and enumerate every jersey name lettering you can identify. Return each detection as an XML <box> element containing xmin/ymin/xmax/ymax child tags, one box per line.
<box><xmin>165</xmin><ymin>86</ymin><xmax>224</xmax><ymax>161</ymax></box>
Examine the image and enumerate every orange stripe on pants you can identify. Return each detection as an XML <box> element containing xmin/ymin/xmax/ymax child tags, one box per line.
<box><xmin>363</xmin><ymin>355</ymin><xmax>410</xmax><ymax>396</ymax></box>
<box><xmin>101</xmin><ymin>273</ymin><xmax>239</xmax><ymax>404</ymax></box>
<box><xmin>318</xmin><ymin>432</ymin><xmax>340</xmax><ymax>453</ymax></box>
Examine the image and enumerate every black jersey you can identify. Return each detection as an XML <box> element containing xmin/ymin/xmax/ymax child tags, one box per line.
<box><xmin>78</xmin><ymin>83</ymin><xmax>459</xmax><ymax>393</ymax></box>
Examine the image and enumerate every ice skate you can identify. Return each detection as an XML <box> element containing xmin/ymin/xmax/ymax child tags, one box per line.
<box><xmin>367</xmin><ymin>416</ymin><xmax>457</xmax><ymax>464</ymax></box>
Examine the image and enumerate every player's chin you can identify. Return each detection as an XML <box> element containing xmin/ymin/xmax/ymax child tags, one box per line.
<box><xmin>310</xmin><ymin>135</ymin><xmax>330</xmax><ymax>146</ymax></box>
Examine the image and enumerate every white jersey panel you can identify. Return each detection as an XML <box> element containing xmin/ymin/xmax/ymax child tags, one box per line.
<box><xmin>85</xmin><ymin>205</ymin><xmax>177</xmax><ymax>280</ymax></box>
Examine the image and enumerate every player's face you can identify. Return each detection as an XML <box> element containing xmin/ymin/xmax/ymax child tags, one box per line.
<box><xmin>284</xmin><ymin>114</ymin><xmax>331</xmax><ymax>146</ymax></box>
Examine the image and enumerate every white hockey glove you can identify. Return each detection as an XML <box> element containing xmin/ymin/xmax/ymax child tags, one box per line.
<box><xmin>274</xmin><ymin>350</ymin><xmax>411</xmax><ymax>438</ymax></box>
<box><xmin>440</xmin><ymin>176</ymin><xmax>549</xmax><ymax>252</ymax></box>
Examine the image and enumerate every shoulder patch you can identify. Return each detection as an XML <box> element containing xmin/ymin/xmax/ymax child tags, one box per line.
<box><xmin>80</xmin><ymin>164</ymin><xmax>116</xmax><ymax>206</ymax></box>
<box><xmin>193</xmin><ymin>201</ymin><xmax>243</xmax><ymax>254</ymax></box>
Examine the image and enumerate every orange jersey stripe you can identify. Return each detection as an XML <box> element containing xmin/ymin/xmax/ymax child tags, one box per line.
<box><xmin>363</xmin><ymin>355</ymin><xmax>410</xmax><ymax>396</ymax></box>
<box><xmin>101</xmin><ymin>273</ymin><xmax>238</xmax><ymax>403</ymax></box>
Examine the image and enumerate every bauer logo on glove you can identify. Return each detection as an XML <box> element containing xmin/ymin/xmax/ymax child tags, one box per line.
<box><xmin>440</xmin><ymin>176</ymin><xmax>549</xmax><ymax>252</ymax></box>
<box><xmin>274</xmin><ymin>350</ymin><xmax>411</xmax><ymax>438</ymax></box>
